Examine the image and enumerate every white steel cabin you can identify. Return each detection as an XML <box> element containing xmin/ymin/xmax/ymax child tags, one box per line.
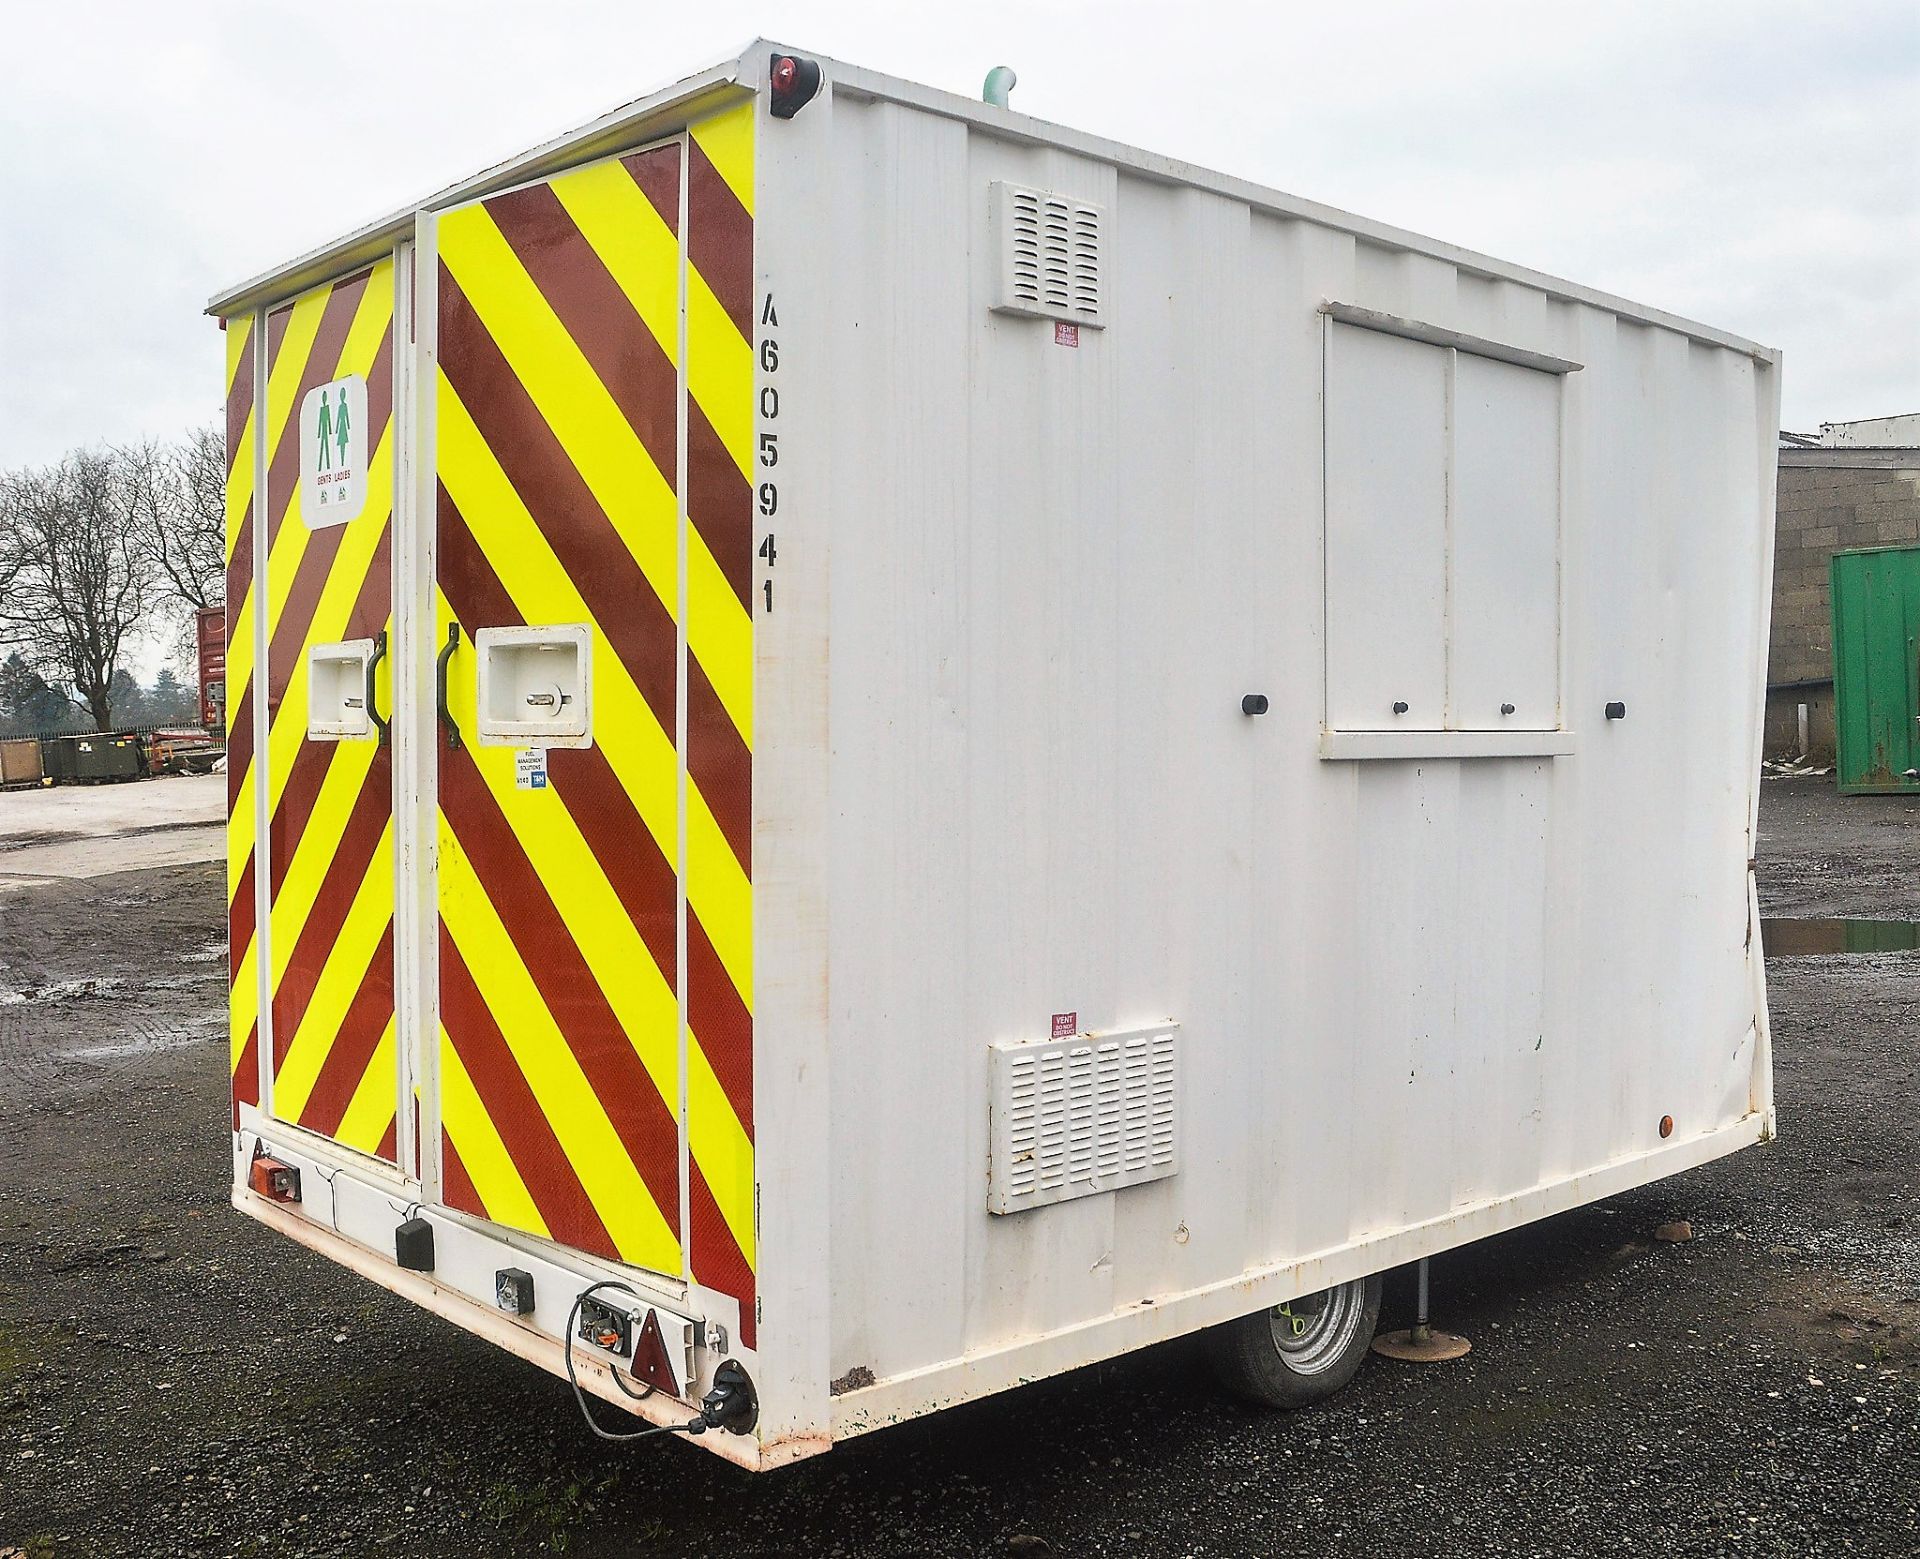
<box><xmin>211</xmin><ymin>41</ymin><xmax>1779</xmax><ymax>1468</ymax></box>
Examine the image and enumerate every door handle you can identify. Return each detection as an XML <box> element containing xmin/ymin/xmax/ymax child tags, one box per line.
<box><xmin>365</xmin><ymin>630</ymin><xmax>391</xmax><ymax>747</ymax></box>
<box><xmin>437</xmin><ymin>623</ymin><xmax>463</xmax><ymax>749</ymax></box>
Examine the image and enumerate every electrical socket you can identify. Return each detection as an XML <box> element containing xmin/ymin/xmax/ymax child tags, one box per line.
<box><xmin>577</xmin><ymin>1295</ymin><xmax>640</xmax><ymax>1357</ymax></box>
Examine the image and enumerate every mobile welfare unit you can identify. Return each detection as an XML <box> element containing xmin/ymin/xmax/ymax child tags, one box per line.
<box><xmin>211</xmin><ymin>42</ymin><xmax>1780</xmax><ymax>1468</ymax></box>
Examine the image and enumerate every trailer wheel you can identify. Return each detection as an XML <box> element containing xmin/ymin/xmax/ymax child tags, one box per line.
<box><xmin>1207</xmin><ymin>1274</ymin><xmax>1382</xmax><ymax>1408</ymax></box>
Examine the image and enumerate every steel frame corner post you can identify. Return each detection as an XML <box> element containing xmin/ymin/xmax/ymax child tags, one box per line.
<box><xmin>404</xmin><ymin>214</ymin><xmax>445</xmax><ymax>1198</ymax></box>
<box><xmin>251</xmin><ymin>313</ymin><xmax>275</xmax><ymax>1123</ymax></box>
<box><xmin>742</xmin><ymin>46</ymin><xmax>836</xmax><ymax>1459</ymax></box>
<box><xmin>1745</xmin><ymin>351</ymin><xmax>1783</xmax><ymax>1129</ymax></box>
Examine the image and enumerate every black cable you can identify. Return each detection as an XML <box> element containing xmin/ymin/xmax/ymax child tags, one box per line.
<box><xmin>311</xmin><ymin>1165</ymin><xmax>345</xmax><ymax>1234</ymax></box>
<box><xmin>571</xmin><ymin>1280</ymin><xmax>654</xmax><ymax>1402</ymax></box>
<box><xmin>563</xmin><ymin>1281</ymin><xmax>706</xmax><ymax>1443</ymax></box>
<box><xmin>607</xmin><ymin>1359</ymin><xmax>657</xmax><ymax>1403</ymax></box>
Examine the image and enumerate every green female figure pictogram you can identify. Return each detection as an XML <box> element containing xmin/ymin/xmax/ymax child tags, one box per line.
<box><xmin>334</xmin><ymin>385</ymin><xmax>351</xmax><ymax>466</ymax></box>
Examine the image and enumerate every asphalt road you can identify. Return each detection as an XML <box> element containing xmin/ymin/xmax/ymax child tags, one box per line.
<box><xmin>0</xmin><ymin>776</ymin><xmax>1916</xmax><ymax>1557</ymax></box>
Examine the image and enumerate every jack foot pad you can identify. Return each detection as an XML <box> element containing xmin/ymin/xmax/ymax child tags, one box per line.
<box><xmin>1372</xmin><ymin>1327</ymin><xmax>1472</xmax><ymax>1362</ymax></box>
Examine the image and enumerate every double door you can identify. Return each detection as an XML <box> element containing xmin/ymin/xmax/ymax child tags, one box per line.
<box><xmin>228</xmin><ymin>121</ymin><xmax>758</xmax><ymax>1317</ymax></box>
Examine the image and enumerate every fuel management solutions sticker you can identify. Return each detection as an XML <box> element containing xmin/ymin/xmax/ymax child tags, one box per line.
<box><xmin>514</xmin><ymin>748</ymin><xmax>548</xmax><ymax>790</ymax></box>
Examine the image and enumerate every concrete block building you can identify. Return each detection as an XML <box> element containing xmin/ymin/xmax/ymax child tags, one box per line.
<box><xmin>1767</xmin><ymin>417</ymin><xmax>1920</xmax><ymax>760</ymax></box>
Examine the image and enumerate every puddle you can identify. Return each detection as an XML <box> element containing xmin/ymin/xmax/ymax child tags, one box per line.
<box><xmin>64</xmin><ymin>1036</ymin><xmax>208</xmax><ymax>1059</ymax></box>
<box><xmin>0</xmin><ymin>977</ymin><xmax>131</xmax><ymax>1005</ymax></box>
<box><xmin>59</xmin><ymin>1010</ymin><xmax>223</xmax><ymax>1063</ymax></box>
<box><xmin>0</xmin><ymin>829</ymin><xmax>82</xmax><ymax>854</ymax></box>
<box><xmin>140</xmin><ymin>972</ymin><xmax>223</xmax><ymax>991</ymax></box>
<box><xmin>62</xmin><ymin>1032</ymin><xmax>207</xmax><ymax>1063</ymax></box>
<box><xmin>1761</xmin><ymin>918</ymin><xmax>1920</xmax><ymax>956</ymax></box>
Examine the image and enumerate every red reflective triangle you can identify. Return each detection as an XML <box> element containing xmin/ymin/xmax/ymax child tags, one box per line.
<box><xmin>630</xmin><ymin>1309</ymin><xmax>679</xmax><ymax>1396</ymax></box>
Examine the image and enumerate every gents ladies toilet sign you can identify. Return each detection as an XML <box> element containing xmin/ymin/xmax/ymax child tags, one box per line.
<box><xmin>299</xmin><ymin>373</ymin><xmax>368</xmax><ymax>527</ymax></box>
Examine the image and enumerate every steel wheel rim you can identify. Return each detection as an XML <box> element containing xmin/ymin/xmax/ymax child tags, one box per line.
<box><xmin>1266</xmin><ymin>1282</ymin><xmax>1366</xmax><ymax>1375</ymax></box>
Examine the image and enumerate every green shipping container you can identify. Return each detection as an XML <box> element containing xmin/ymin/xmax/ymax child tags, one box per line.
<box><xmin>1830</xmin><ymin>544</ymin><xmax>1920</xmax><ymax>794</ymax></box>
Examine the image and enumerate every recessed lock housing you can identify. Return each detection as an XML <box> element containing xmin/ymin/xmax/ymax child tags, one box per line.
<box><xmin>474</xmin><ymin>625</ymin><xmax>593</xmax><ymax>748</ymax></box>
<box><xmin>308</xmin><ymin>639</ymin><xmax>377</xmax><ymax>741</ymax></box>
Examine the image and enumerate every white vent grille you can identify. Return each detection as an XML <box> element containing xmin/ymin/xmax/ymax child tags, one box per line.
<box><xmin>988</xmin><ymin>1024</ymin><xmax>1179</xmax><ymax>1214</ymax></box>
<box><xmin>991</xmin><ymin>181</ymin><xmax>1106</xmax><ymax>328</ymax></box>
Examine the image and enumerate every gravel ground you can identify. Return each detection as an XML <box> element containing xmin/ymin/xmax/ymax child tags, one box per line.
<box><xmin>0</xmin><ymin>776</ymin><xmax>1916</xmax><ymax>1557</ymax></box>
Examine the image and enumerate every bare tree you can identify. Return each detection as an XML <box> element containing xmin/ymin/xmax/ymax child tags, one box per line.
<box><xmin>130</xmin><ymin>425</ymin><xmax>226</xmax><ymax>611</ymax></box>
<box><xmin>0</xmin><ymin>481</ymin><xmax>25</xmax><ymax>610</ymax></box>
<box><xmin>0</xmin><ymin>448</ymin><xmax>155</xmax><ymax>731</ymax></box>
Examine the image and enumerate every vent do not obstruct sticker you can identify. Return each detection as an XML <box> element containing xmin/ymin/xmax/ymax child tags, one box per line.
<box><xmin>299</xmin><ymin>373</ymin><xmax>368</xmax><ymax>528</ymax></box>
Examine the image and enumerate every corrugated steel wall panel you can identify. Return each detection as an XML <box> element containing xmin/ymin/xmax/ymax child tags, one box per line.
<box><xmin>818</xmin><ymin>96</ymin><xmax>1776</xmax><ymax>1389</ymax></box>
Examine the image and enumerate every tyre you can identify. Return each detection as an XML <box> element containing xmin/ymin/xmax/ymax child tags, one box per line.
<box><xmin>1206</xmin><ymin>1274</ymin><xmax>1383</xmax><ymax>1408</ymax></box>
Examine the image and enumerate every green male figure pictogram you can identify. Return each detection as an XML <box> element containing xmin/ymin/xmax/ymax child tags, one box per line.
<box><xmin>316</xmin><ymin>392</ymin><xmax>333</xmax><ymax>471</ymax></box>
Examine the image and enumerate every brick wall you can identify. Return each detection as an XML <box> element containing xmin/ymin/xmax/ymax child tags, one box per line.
<box><xmin>1766</xmin><ymin>452</ymin><xmax>1920</xmax><ymax>758</ymax></box>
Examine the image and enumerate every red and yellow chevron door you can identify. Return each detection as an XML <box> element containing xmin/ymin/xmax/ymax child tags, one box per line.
<box><xmin>433</xmin><ymin>110</ymin><xmax>756</xmax><ymax>1338</ymax></box>
<box><xmin>254</xmin><ymin>262</ymin><xmax>404</xmax><ymax>1162</ymax></box>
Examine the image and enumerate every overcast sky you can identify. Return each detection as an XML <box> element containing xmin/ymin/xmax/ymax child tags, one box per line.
<box><xmin>0</xmin><ymin>0</ymin><xmax>1914</xmax><ymax>476</ymax></box>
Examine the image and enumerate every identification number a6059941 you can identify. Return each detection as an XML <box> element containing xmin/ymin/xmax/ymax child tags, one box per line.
<box><xmin>756</xmin><ymin>294</ymin><xmax>779</xmax><ymax>614</ymax></box>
